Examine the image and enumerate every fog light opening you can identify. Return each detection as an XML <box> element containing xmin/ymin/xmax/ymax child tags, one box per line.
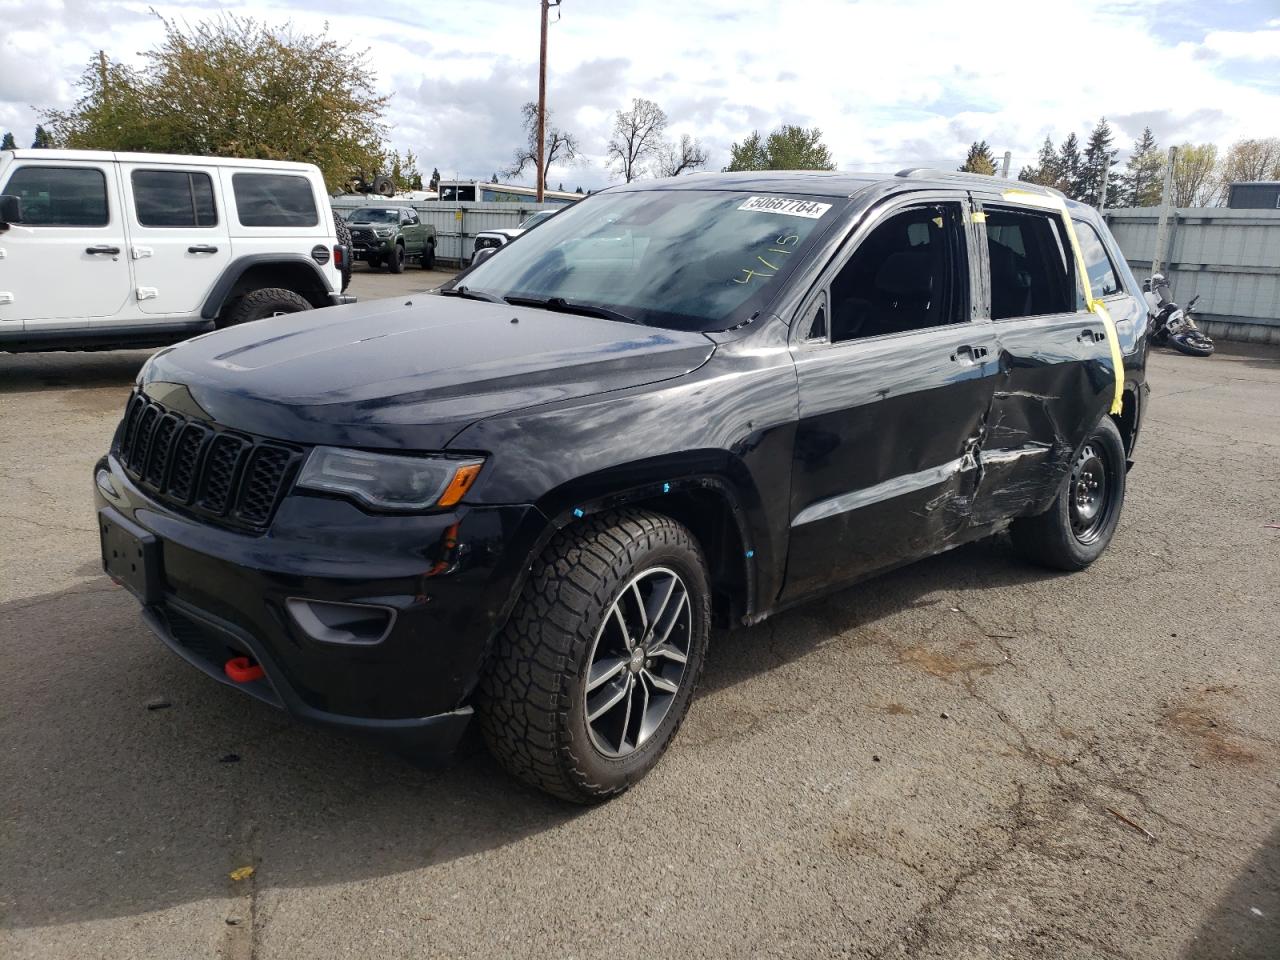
<box><xmin>286</xmin><ymin>598</ymin><xmax>396</xmax><ymax>646</ymax></box>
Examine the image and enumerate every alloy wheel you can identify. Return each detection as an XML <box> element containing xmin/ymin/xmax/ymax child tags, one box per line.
<box><xmin>582</xmin><ymin>566</ymin><xmax>692</xmax><ymax>758</ymax></box>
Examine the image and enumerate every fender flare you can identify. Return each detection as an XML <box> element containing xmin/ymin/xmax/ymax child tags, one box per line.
<box><xmin>200</xmin><ymin>254</ymin><xmax>333</xmax><ymax>320</ymax></box>
<box><xmin>494</xmin><ymin>469</ymin><xmax>765</xmax><ymax>630</ymax></box>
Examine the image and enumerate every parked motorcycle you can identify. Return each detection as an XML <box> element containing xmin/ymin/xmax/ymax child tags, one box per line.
<box><xmin>1143</xmin><ymin>274</ymin><xmax>1215</xmax><ymax>357</ymax></box>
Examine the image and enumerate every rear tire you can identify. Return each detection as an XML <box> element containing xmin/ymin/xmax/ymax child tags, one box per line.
<box><xmin>478</xmin><ymin>510</ymin><xmax>711</xmax><ymax>803</ymax></box>
<box><xmin>388</xmin><ymin>243</ymin><xmax>405</xmax><ymax>274</ymax></box>
<box><xmin>220</xmin><ymin>287</ymin><xmax>311</xmax><ymax>327</ymax></box>
<box><xmin>1171</xmin><ymin>332</ymin><xmax>1214</xmax><ymax>357</ymax></box>
<box><xmin>1010</xmin><ymin>416</ymin><xmax>1126</xmax><ymax>571</ymax></box>
<box><xmin>420</xmin><ymin>240</ymin><xmax>435</xmax><ymax>270</ymax></box>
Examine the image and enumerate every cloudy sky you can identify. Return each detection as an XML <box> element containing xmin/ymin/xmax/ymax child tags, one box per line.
<box><xmin>2</xmin><ymin>0</ymin><xmax>1278</xmax><ymax>190</ymax></box>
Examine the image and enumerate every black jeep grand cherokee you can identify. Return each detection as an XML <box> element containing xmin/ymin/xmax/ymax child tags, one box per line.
<box><xmin>95</xmin><ymin>171</ymin><xmax>1148</xmax><ymax>802</ymax></box>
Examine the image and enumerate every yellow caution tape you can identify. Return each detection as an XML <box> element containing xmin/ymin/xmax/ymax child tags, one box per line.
<box><xmin>1001</xmin><ymin>190</ymin><xmax>1125</xmax><ymax>415</ymax></box>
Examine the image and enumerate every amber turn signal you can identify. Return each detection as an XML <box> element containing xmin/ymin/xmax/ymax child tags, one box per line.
<box><xmin>437</xmin><ymin>463</ymin><xmax>483</xmax><ymax>507</ymax></box>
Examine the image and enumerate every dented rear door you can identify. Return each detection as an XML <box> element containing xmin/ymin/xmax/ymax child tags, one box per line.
<box><xmin>969</xmin><ymin>195</ymin><xmax>1113</xmax><ymax>523</ymax></box>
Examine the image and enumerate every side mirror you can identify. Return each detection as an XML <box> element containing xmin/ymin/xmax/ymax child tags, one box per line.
<box><xmin>472</xmin><ymin>246</ymin><xmax>498</xmax><ymax>265</ymax></box>
<box><xmin>0</xmin><ymin>194</ymin><xmax>21</xmax><ymax>229</ymax></box>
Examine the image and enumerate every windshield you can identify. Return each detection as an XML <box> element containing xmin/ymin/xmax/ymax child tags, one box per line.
<box><xmin>349</xmin><ymin>208</ymin><xmax>400</xmax><ymax>223</ymax></box>
<box><xmin>521</xmin><ymin>209</ymin><xmax>556</xmax><ymax>230</ymax></box>
<box><xmin>458</xmin><ymin>189</ymin><xmax>842</xmax><ymax>331</ymax></box>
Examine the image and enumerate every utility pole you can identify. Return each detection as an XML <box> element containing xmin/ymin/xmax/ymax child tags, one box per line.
<box><xmin>535</xmin><ymin>1</ymin><xmax>561</xmax><ymax>203</ymax></box>
<box><xmin>1098</xmin><ymin>159</ymin><xmax>1111</xmax><ymax>215</ymax></box>
<box><xmin>1000</xmin><ymin>151</ymin><xmax>1011</xmax><ymax>178</ymax></box>
<box><xmin>1152</xmin><ymin>145</ymin><xmax>1178</xmax><ymax>275</ymax></box>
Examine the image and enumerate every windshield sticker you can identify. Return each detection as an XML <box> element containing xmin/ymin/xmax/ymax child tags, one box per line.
<box><xmin>738</xmin><ymin>196</ymin><xmax>832</xmax><ymax>219</ymax></box>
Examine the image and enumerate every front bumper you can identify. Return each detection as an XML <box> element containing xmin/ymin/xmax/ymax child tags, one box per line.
<box><xmin>95</xmin><ymin>454</ymin><xmax>547</xmax><ymax>753</ymax></box>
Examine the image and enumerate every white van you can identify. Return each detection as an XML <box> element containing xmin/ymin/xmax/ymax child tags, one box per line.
<box><xmin>0</xmin><ymin>149</ymin><xmax>354</xmax><ymax>352</ymax></box>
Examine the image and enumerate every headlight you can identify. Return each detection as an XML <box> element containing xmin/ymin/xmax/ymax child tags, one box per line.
<box><xmin>296</xmin><ymin>447</ymin><xmax>484</xmax><ymax>511</ymax></box>
<box><xmin>374</xmin><ymin>228</ymin><xmax>393</xmax><ymax>238</ymax></box>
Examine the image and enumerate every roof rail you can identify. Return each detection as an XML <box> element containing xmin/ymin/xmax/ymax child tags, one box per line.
<box><xmin>895</xmin><ymin>167</ymin><xmax>940</xmax><ymax>178</ymax></box>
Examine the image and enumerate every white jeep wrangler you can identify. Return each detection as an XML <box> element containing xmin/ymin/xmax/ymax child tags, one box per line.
<box><xmin>0</xmin><ymin>149</ymin><xmax>355</xmax><ymax>352</ymax></box>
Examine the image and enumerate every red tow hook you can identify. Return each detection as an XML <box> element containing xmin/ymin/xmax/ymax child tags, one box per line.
<box><xmin>224</xmin><ymin>657</ymin><xmax>265</xmax><ymax>683</ymax></box>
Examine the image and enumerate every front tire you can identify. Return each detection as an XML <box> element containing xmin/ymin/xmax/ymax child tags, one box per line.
<box><xmin>478</xmin><ymin>510</ymin><xmax>711</xmax><ymax>803</ymax></box>
<box><xmin>1010</xmin><ymin>416</ymin><xmax>1126</xmax><ymax>571</ymax></box>
<box><xmin>220</xmin><ymin>287</ymin><xmax>312</xmax><ymax>327</ymax></box>
<box><xmin>387</xmin><ymin>243</ymin><xmax>405</xmax><ymax>274</ymax></box>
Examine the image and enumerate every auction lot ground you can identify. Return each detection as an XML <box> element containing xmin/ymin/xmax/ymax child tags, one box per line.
<box><xmin>1</xmin><ymin>298</ymin><xmax>1277</xmax><ymax>958</ymax></box>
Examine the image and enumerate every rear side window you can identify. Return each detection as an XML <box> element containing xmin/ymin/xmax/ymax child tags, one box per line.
<box><xmin>132</xmin><ymin>170</ymin><xmax>217</xmax><ymax>227</ymax></box>
<box><xmin>232</xmin><ymin>173</ymin><xmax>318</xmax><ymax>227</ymax></box>
<box><xmin>1073</xmin><ymin>220</ymin><xmax>1121</xmax><ymax>299</ymax></box>
<box><xmin>984</xmin><ymin>207</ymin><xmax>1075</xmax><ymax>319</ymax></box>
<box><xmin>4</xmin><ymin>166</ymin><xmax>108</xmax><ymax>226</ymax></box>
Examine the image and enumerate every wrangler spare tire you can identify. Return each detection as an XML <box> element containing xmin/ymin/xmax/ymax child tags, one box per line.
<box><xmin>332</xmin><ymin>211</ymin><xmax>353</xmax><ymax>292</ymax></box>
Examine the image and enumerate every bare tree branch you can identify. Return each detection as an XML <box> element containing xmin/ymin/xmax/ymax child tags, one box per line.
<box><xmin>505</xmin><ymin>101</ymin><xmax>579</xmax><ymax>188</ymax></box>
<box><xmin>606</xmin><ymin>98</ymin><xmax>668</xmax><ymax>182</ymax></box>
<box><xmin>656</xmin><ymin>134</ymin><xmax>708</xmax><ymax>177</ymax></box>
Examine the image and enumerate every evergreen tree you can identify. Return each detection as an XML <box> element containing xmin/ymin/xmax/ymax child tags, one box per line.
<box><xmin>958</xmin><ymin>140</ymin><xmax>996</xmax><ymax>175</ymax></box>
<box><xmin>1080</xmin><ymin>118</ymin><xmax>1118</xmax><ymax>207</ymax></box>
<box><xmin>1018</xmin><ymin>135</ymin><xmax>1061</xmax><ymax>189</ymax></box>
<box><xmin>723</xmin><ymin>125</ymin><xmax>835</xmax><ymax>171</ymax></box>
<box><xmin>1057</xmin><ymin>132</ymin><xmax>1084</xmax><ymax>200</ymax></box>
<box><xmin>31</xmin><ymin>125</ymin><xmax>54</xmax><ymax>148</ymax></box>
<box><xmin>1119</xmin><ymin>127</ymin><xmax>1162</xmax><ymax>207</ymax></box>
<box><xmin>430</xmin><ymin>167</ymin><xmax>441</xmax><ymax>191</ymax></box>
<box><xmin>575</xmin><ymin>185</ymin><xmax>584</xmax><ymax>194</ymax></box>
<box><xmin>1</xmin><ymin>131</ymin><xmax>16</xmax><ymax>150</ymax></box>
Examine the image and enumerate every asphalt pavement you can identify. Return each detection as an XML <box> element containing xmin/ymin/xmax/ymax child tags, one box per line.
<box><xmin>1</xmin><ymin>325</ymin><xmax>1277</xmax><ymax>959</ymax></box>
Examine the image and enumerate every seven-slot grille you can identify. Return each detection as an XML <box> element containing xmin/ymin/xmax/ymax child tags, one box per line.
<box><xmin>115</xmin><ymin>393</ymin><xmax>302</xmax><ymax>530</ymax></box>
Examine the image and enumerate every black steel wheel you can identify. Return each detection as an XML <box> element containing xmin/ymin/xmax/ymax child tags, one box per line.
<box><xmin>478</xmin><ymin>510</ymin><xmax>710</xmax><ymax>803</ymax></box>
<box><xmin>1010</xmin><ymin>416</ymin><xmax>1126</xmax><ymax>571</ymax></box>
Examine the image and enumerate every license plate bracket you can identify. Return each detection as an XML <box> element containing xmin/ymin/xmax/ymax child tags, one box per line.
<box><xmin>99</xmin><ymin>508</ymin><xmax>164</xmax><ymax>604</ymax></box>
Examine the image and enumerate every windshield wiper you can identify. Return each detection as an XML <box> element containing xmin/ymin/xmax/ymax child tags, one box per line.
<box><xmin>439</xmin><ymin>285</ymin><xmax>505</xmax><ymax>303</ymax></box>
<box><xmin>503</xmin><ymin>295</ymin><xmax>640</xmax><ymax>325</ymax></box>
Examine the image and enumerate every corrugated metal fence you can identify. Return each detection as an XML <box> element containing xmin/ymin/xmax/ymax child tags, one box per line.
<box><xmin>331</xmin><ymin>197</ymin><xmax>556</xmax><ymax>266</ymax></box>
<box><xmin>1104</xmin><ymin>207</ymin><xmax>1280</xmax><ymax>344</ymax></box>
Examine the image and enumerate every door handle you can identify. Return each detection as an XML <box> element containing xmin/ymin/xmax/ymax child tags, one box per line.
<box><xmin>950</xmin><ymin>344</ymin><xmax>989</xmax><ymax>363</ymax></box>
<box><xmin>187</xmin><ymin>244</ymin><xmax>219</xmax><ymax>254</ymax></box>
<box><xmin>1077</xmin><ymin>328</ymin><xmax>1103</xmax><ymax>343</ymax></box>
<box><xmin>86</xmin><ymin>245</ymin><xmax>121</xmax><ymax>256</ymax></box>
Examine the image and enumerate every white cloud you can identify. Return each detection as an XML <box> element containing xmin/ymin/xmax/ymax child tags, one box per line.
<box><xmin>2</xmin><ymin>0</ymin><xmax>1279</xmax><ymax>186</ymax></box>
<box><xmin>1200</xmin><ymin>29</ymin><xmax>1280</xmax><ymax>60</ymax></box>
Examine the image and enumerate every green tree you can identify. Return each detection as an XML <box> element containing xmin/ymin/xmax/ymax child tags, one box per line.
<box><xmin>430</xmin><ymin>167</ymin><xmax>442</xmax><ymax>191</ymax></box>
<box><xmin>1057</xmin><ymin>132</ymin><xmax>1084</xmax><ymax>200</ymax></box>
<box><xmin>31</xmin><ymin>125</ymin><xmax>55</xmax><ymax>148</ymax></box>
<box><xmin>723</xmin><ymin>125</ymin><xmax>835</xmax><ymax>171</ymax></box>
<box><xmin>1216</xmin><ymin>138</ymin><xmax>1280</xmax><ymax>202</ymax></box>
<box><xmin>1080</xmin><ymin>118</ymin><xmax>1118</xmax><ymax>207</ymax></box>
<box><xmin>383</xmin><ymin>148</ymin><xmax>421</xmax><ymax>192</ymax></box>
<box><xmin>958</xmin><ymin>140</ymin><xmax>996</xmax><ymax>175</ymax></box>
<box><xmin>575</xmin><ymin>185</ymin><xmax>584</xmax><ymax>194</ymax></box>
<box><xmin>41</xmin><ymin>15</ymin><xmax>389</xmax><ymax>191</ymax></box>
<box><xmin>1169</xmin><ymin>143</ymin><xmax>1219</xmax><ymax>207</ymax></box>
<box><xmin>1118</xmin><ymin>127</ymin><xmax>1162</xmax><ymax>207</ymax></box>
<box><xmin>1</xmin><ymin>131</ymin><xmax>17</xmax><ymax>150</ymax></box>
<box><xmin>1018</xmin><ymin>135</ymin><xmax>1061</xmax><ymax>188</ymax></box>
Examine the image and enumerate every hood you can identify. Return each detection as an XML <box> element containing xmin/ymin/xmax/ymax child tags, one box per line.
<box><xmin>140</xmin><ymin>296</ymin><xmax>715</xmax><ymax>450</ymax></box>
